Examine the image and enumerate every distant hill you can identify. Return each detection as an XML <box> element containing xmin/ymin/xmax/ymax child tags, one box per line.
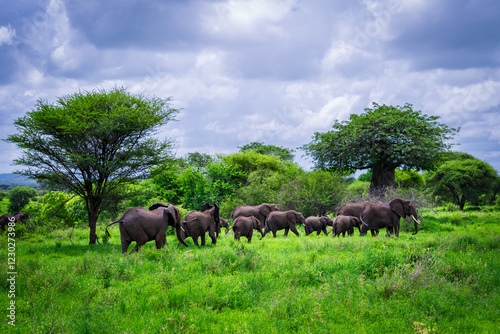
<box><xmin>0</xmin><ymin>174</ymin><xmax>39</xmax><ymax>189</ymax></box>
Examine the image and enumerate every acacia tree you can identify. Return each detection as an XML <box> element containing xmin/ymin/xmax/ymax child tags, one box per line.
<box><xmin>7</xmin><ymin>87</ymin><xmax>178</xmax><ymax>244</ymax></box>
<box><xmin>303</xmin><ymin>103</ymin><xmax>458</xmax><ymax>196</ymax></box>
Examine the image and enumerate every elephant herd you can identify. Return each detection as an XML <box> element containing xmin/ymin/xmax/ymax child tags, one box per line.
<box><xmin>105</xmin><ymin>198</ymin><xmax>421</xmax><ymax>254</ymax></box>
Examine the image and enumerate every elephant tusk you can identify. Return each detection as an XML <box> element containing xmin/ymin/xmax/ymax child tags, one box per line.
<box><xmin>180</xmin><ymin>226</ymin><xmax>185</xmax><ymax>232</ymax></box>
<box><xmin>412</xmin><ymin>215</ymin><xmax>421</xmax><ymax>225</ymax></box>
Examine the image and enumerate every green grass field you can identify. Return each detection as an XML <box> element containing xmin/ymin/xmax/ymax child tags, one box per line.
<box><xmin>2</xmin><ymin>211</ymin><xmax>500</xmax><ymax>333</ymax></box>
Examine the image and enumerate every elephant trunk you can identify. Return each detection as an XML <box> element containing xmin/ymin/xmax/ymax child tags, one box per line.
<box><xmin>176</xmin><ymin>224</ymin><xmax>189</xmax><ymax>247</ymax></box>
<box><xmin>411</xmin><ymin>215</ymin><xmax>419</xmax><ymax>235</ymax></box>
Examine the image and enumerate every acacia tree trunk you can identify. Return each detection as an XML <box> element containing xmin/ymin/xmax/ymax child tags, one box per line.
<box><xmin>87</xmin><ymin>196</ymin><xmax>102</xmax><ymax>245</ymax></box>
<box><xmin>369</xmin><ymin>165</ymin><xmax>395</xmax><ymax>197</ymax></box>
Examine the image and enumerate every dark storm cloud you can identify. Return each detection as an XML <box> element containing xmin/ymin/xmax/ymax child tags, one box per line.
<box><xmin>0</xmin><ymin>0</ymin><xmax>499</xmax><ymax>173</ymax></box>
<box><xmin>64</xmin><ymin>0</ymin><xmax>212</xmax><ymax>50</ymax></box>
<box><xmin>388</xmin><ymin>0</ymin><xmax>500</xmax><ymax>70</ymax></box>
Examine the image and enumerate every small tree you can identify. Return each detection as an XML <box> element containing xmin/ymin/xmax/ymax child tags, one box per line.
<box><xmin>7</xmin><ymin>87</ymin><xmax>178</xmax><ymax>244</ymax></box>
<box><xmin>425</xmin><ymin>157</ymin><xmax>498</xmax><ymax>210</ymax></box>
<box><xmin>8</xmin><ymin>186</ymin><xmax>38</xmax><ymax>212</ymax></box>
<box><xmin>238</xmin><ymin>142</ymin><xmax>295</xmax><ymax>162</ymax></box>
<box><xmin>303</xmin><ymin>103</ymin><xmax>458</xmax><ymax>196</ymax></box>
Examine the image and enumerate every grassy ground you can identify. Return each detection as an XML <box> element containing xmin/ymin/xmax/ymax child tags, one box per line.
<box><xmin>1</xmin><ymin>211</ymin><xmax>500</xmax><ymax>333</ymax></box>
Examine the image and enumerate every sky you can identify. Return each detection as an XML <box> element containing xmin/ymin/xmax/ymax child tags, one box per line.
<box><xmin>0</xmin><ymin>0</ymin><xmax>499</xmax><ymax>174</ymax></box>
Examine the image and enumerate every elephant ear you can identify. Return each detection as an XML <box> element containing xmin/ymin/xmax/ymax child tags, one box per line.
<box><xmin>200</xmin><ymin>203</ymin><xmax>213</xmax><ymax>212</ymax></box>
<box><xmin>168</xmin><ymin>204</ymin><xmax>181</xmax><ymax>225</ymax></box>
<box><xmin>161</xmin><ymin>206</ymin><xmax>175</xmax><ymax>225</ymax></box>
<box><xmin>286</xmin><ymin>211</ymin><xmax>298</xmax><ymax>224</ymax></box>
<box><xmin>320</xmin><ymin>217</ymin><xmax>328</xmax><ymax>226</ymax></box>
<box><xmin>259</xmin><ymin>204</ymin><xmax>272</xmax><ymax>217</ymax></box>
<box><xmin>149</xmin><ymin>202</ymin><xmax>168</xmax><ymax>211</ymax></box>
<box><xmin>350</xmin><ymin>216</ymin><xmax>360</xmax><ymax>227</ymax></box>
<box><xmin>389</xmin><ymin>198</ymin><xmax>405</xmax><ymax>218</ymax></box>
<box><xmin>213</xmin><ymin>203</ymin><xmax>220</xmax><ymax>223</ymax></box>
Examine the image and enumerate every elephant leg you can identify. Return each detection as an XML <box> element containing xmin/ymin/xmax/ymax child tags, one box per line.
<box><xmin>130</xmin><ymin>240</ymin><xmax>145</xmax><ymax>254</ymax></box>
<box><xmin>316</xmin><ymin>229</ymin><xmax>321</xmax><ymax>236</ymax></box>
<box><xmin>322</xmin><ymin>227</ymin><xmax>328</xmax><ymax>236</ymax></box>
<box><xmin>200</xmin><ymin>233</ymin><xmax>206</xmax><ymax>246</ymax></box>
<box><xmin>234</xmin><ymin>231</ymin><xmax>241</xmax><ymax>241</ymax></box>
<box><xmin>247</xmin><ymin>229</ymin><xmax>253</xmax><ymax>243</ymax></box>
<box><xmin>121</xmin><ymin>240</ymin><xmax>131</xmax><ymax>254</ymax></box>
<box><xmin>290</xmin><ymin>225</ymin><xmax>300</xmax><ymax>237</ymax></box>
<box><xmin>129</xmin><ymin>230</ymin><xmax>148</xmax><ymax>253</ymax></box>
<box><xmin>394</xmin><ymin>224</ymin><xmax>400</xmax><ymax>237</ymax></box>
<box><xmin>284</xmin><ymin>227</ymin><xmax>289</xmax><ymax>237</ymax></box>
<box><xmin>156</xmin><ymin>228</ymin><xmax>168</xmax><ymax>249</ymax></box>
<box><xmin>210</xmin><ymin>233</ymin><xmax>217</xmax><ymax>245</ymax></box>
<box><xmin>272</xmin><ymin>230</ymin><xmax>277</xmax><ymax>238</ymax></box>
<box><xmin>192</xmin><ymin>236</ymin><xmax>200</xmax><ymax>247</ymax></box>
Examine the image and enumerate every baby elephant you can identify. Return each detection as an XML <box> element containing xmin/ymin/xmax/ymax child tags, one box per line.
<box><xmin>304</xmin><ymin>216</ymin><xmax>334</xmax><ymax>236</ymax></box>
<box><xmin>232</xmin><ymin>216</ymin><xmax>263</xmax><ymax>243</ymax></box>
<box><xmin>332</xmin><ymin>215</ymin><xmax>361</xmax><ymax>237</ymax></box>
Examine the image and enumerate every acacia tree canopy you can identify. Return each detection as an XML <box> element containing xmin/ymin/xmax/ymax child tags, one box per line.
<box><xmin>303</xmin><ymin>103</ymin><xmax>459</xmax><ymax>195</ymax></box>
<box><xmin>7</xmin><ymin>87</ymin><xmax>179</xmax><ymax>244</ymax></box>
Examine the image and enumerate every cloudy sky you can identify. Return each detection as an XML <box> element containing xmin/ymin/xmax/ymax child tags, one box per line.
<box><xmin>1</xmin><ymin>0</ymin><xmax>499</xmax><ymax>173</ymax></box>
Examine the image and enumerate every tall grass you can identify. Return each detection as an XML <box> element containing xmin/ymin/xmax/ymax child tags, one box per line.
<box><xmin>1</xmin><ymin>212</ymin><xmax>499</xmax><ymax>333</ymax></box>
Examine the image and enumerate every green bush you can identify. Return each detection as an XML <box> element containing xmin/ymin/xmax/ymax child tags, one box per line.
<box><xmin>8</xmin><ymin>186</ymin><xmax>38</xmax><ymax>212</ymax></box>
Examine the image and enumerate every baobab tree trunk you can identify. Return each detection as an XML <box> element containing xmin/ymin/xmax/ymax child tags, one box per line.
<box><xmin>369</xmin><ymin>165</ymin><xmax>395</xmax><ymax>197</ymax></box>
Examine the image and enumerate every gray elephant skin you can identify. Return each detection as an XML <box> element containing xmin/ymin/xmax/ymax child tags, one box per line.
<box><xmin>232</xmin><ymin>216</ymin><xmax>263</xmax><ymax>243</ymax></box>
<box><xmin>0</xmin><ymin>212</ymin><xmax>30</xmax><ymax>231</ymax></box>
<box><xmin>230</xmin><ymin>203</ymin><xmax>279</xmax><ymax>226</ymax></box>
<box><xmin>105</xmin><ymin>203</ymin><xmax>185</xmax><ymax>254</ymax></box>
<box><xmin>218</xmin><ymin>217</ymin><xmax>230</xmax><ymax>235</ymax></box>
<box><xmin>332</xmin><ymin>215</ymin><xmax>361</xmax><ymax>237</ymax></box>
<box><xmin>337</xmin><ymin>201</ymin><xmax>387</xmax><ymax>236</ymax></box>
<box><xmin>304</xmin><ymin>216</ymin><xmax>333</xmax><ymax>236</ymax></box>
<box><xmin>262</xmin><ymin>210</ymin><xmax>306</xmax><ymax>238</ymax></box>
<box><xmin>178</xmin><ymin>203</ymin><xmax>220</xmax><ymax>247</ymax></box>
<box><xmin>360</xmin><ymin>198</ymin><xmax>420</xmax><ymax>237</ymax></box>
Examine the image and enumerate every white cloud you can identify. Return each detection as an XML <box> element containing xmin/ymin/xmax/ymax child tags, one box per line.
<box><xmin>204</xmin><ymin>0</ymin><xmax>297</xmax><ymax>38</ymax></box>
<box><xmin>0</xmin><ymin>25</ymin><xmax>15</xmax><ymax>46</ymax></box>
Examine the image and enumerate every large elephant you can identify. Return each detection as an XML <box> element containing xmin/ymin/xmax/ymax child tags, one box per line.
<box><xmin>230</xmin><ymin>203</ymin><xmax>279</xmax><ymax>226</ymax></box>
<box><xmin>337</xmin><ymin>201</ymin><xmax>385</xmax><ymax>236</ymax></box>
<box><xmin>105</xmin><ymin>203</ymin><xmax>186</xmax><ymax>254</ymax></box>
<box><xmin>232</xmin><ymin>216</ymin><xmax>263</xmax><ymax>243</ymax></box>
<box><xmin>332</xmin><ymin>215</ymin><xmax>361</xmax><ymax>237</ymax></box>
<box><xmin>261</xmin><ymin>210</ymin><xmax>305</xmax><ymax>238</ymax></box>
<box><xmin>178</xmin><ymin>203</ymin><xmax>220</xmax><ymax>247</ymax></box>
<box><xmin>304</xmin><ymin>216</ymin><xmax>333</xmax><ymax>236</ymax></box>
<box><xmin>360</xmin><ymin>198</ymin><xmax>420</xmax><ymax>237</ymax></box>
<box><xmin>0</xmin><ymin>212</ymin><xmax>30</xmax><ymax>231</ymax></box>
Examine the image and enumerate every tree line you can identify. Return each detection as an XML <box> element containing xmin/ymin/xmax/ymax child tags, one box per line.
<box><xmin>4</xmin><ymin>87</ymin><xmax>499</xmax><ymax>243</ymax></box>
